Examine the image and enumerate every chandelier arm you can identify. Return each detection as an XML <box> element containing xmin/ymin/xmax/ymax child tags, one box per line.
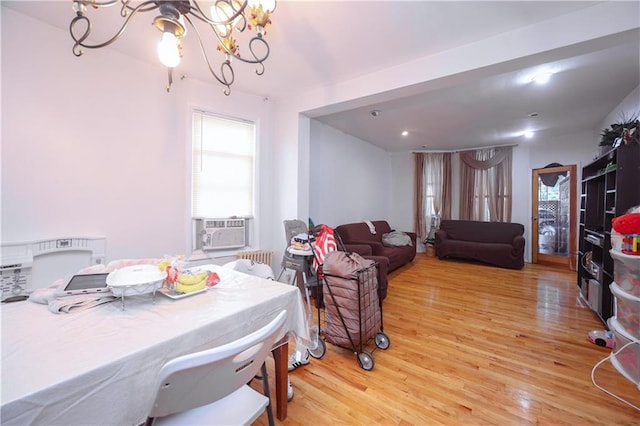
<box><xmin>183</xmin><ymin>15</ymin><xmax>234</xmax><ymax>94</ymax></box>
<box><xmin>189</xmin><ymin>19</ymin><xmax>269</xmax><ymax>65</ymax></box>
<box><xmin>70</xmin><ymin>0</ymin><xmax>159</xmax><ymax>56</ymax></box>
<box><xmin>246</xmin><ymin>35</ymin><xmax>269</xmax><ymax>71</ymax></box>
<box><xmin>187</xmin><ymin>15</ymin><xmax>238</xmax><ymax>59</ymax></box>
<box><xmin>166</xmin><ymin>68</ymin><xmax>174</xmax><ymax>93</ymax></box>
<box><xmin>187</xmin><ymin>10</ymin><xmax>248</xmax><ymax>35</ymax></box>
<box><xmin>188</xmin><ymin>0</ymin><xmax>249</xmax><ymax>29</ymax></box>
<box><xmin>120</xmin><ymin>0</ymin><xmax>162</xmax><ymax>16</ymax></box>
<box><xmin>74</xmin><ymin>0</ymin><xmax>119</xmax><ymax>8</ymax></box>
<box><xmin>220</xmin><ymin>62</ymin><xmax>234</xmax><ymax>96</ymax></box>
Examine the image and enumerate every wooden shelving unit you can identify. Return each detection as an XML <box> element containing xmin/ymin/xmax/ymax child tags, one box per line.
<box><xmin>577</xmin><ymin>142</ymin><xmax>640</xmax><ymax>323</ymax></box>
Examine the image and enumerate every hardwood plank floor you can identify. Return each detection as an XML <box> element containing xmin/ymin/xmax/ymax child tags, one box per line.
<box><xmin>257</xmin><ymin>255</ymin><xmax>639</xmax><ymax>425</ymax></box>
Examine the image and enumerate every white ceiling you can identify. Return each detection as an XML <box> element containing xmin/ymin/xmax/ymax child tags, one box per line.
<box><xmin>5</xmin><ymin>1</ymin><xmax>640</xmax><ymax>152</ymax></box>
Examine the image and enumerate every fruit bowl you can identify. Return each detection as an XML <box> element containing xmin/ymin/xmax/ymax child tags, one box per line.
<box><xmin>106</xmin><ymin>264</ymin><xmax>167</xmax><ymax>297</ymax></box>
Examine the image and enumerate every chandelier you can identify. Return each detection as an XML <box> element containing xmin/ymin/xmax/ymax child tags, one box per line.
<box><xmin>69</xmin><ymin>0</ymin><xmax>276</xmax><ymax>94</ymax></box>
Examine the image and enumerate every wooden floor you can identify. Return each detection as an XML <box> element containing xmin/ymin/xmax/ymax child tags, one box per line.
<box><xmin>257</xmin><ymin>255</ymin><xmax>639</xmax><ymax>425</ymax></box>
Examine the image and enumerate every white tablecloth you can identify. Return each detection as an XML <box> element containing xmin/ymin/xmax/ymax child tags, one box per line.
<box><xmin>1</xmin><ymin>264</ymin><xmax>308</xmax><ymax>425</ymax></box>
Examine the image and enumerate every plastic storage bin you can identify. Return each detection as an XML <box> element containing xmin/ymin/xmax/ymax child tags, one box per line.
<box><xmin>607</xmin><ymin>317</ymin><xmax>640</xmax><ymax>386</ymax></box>
<box><xmin>610</xmin><ymin>282</ymin><xmax>640</xmax><ymax>339</ymax></box>
<box><xmin>610</xmin><ymin>249</ymin><xmax>640</xmax><ymax>297</ymax></box>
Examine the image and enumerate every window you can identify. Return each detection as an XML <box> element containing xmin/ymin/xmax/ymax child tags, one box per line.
<box><xmin>414</xmin><ymin>152</ymin><xmax>451</xmax><ymax>241</ymax></box>
<box><xmin>459</xmin><ymin>147</ymin><xmax>512</xmax><ymax>222</ymax></box>
<box><xmin>191</xmin><ymin>111</ymin><xmax>255</xmax><ymax>218</ymax></box>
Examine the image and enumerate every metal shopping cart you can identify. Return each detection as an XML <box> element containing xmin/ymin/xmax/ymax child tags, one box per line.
<box><xmin>311</xmin><ymin>226</ymin><xmax>390</xmax><ymax>370</ymax></box>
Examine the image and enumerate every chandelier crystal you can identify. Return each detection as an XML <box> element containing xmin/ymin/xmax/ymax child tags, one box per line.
<box><xmin>69</xmin><ymin>0</ymin><xmax>276</xmax><ymax>94</ymax></box>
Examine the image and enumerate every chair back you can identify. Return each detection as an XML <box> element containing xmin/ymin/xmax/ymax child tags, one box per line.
<box><xmin>223</xmin><ymin>259</ymin><xmax>275</xmax><ymax>280</ymax></box>
<box><xmin>283</xmin><ymin>219</ymin><xmax>308</xmax><ymax>245</ymax></box>
<box><xmin>148</xmin><ymin>310</ymin><xmax>287</xmax><ymax>419</ymax></box>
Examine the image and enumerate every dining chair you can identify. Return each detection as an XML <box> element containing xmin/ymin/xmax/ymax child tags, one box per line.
<box><xmin>223</xmin><ymin>259</ymin><xmax>296</xmax><ymax>401</ymax></box>
<box><xmin>223</xmin><ymin>259</ymin><xmax>275</xmax><ymax>280</ymax></box>
<box><xmin>145</xmin><ymin>310</ymin><xmax>287</xmax><ymax>426</ymax></box>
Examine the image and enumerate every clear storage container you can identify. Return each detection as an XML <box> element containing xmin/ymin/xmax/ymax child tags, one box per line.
<box><xmin>610</xmin><ymin>249</ymin><xmax>640</xmax><ymax>297</ymax></box>
<box><xmin>607</xmin><ymin>317</ymin><xmax>640</xmax><ymax>386</ymax></box>
<box><xmin>610</xmin><ymin>282</ymin><xmax>640</xmax><ymax>339</ymax></box>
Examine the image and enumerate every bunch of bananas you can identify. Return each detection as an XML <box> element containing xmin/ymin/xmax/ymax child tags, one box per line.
<box><xmin>175</xmin><ymin>271</ymin><xmax>209</xmax><ymax>294</ymax></box>
<box><xmin>157</xmin><ymin>259</ymin><xmax>171</xmax><ymax>271</ymax></box>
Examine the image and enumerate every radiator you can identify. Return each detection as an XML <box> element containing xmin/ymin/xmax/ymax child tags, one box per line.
<box><xmin>236</xmin><ymin>250</ymin><xmax>273</xmax><ymax>265</ymax></box>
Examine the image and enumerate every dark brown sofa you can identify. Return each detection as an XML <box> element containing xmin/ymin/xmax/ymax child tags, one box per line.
<box><xmin>434</xmin><ymin>220</ymin><xmax>525</xmax><ymax>269</ymax></box>
<box><xmin>335</xmin><ymin>221</ymin><xmax>417</xmax><ymax>272</ymax></box>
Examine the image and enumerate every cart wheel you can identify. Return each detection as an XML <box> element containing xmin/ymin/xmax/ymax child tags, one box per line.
<box><xmin>375</xmin><ymin>332</ymin><xmax>390</xmax><ymax>350</ymax></box>
<box><xmin>357</xmin><ymin>351</ymin><xmax>374</xmax><ymax>371</ymax></box>
<box><xmin>309</xmin><ymin>338</ymin><xmax>326</xmax><ymax>359</ymax></box>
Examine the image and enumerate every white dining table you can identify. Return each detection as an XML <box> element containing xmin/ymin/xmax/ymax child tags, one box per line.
<box><xmin>0</xmin><ymin>264</ymin><xmax>309</xmax><ymax>425</ymax></box>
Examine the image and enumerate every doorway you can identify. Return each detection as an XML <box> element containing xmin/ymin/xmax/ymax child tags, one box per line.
<box><xmin>531</xmin><ymin>165</ymin><xmax>577</xmax><ymax>270</ymax></box>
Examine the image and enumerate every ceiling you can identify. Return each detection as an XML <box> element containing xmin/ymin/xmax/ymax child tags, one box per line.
<box><xmin>5</xmin><ymin>1</ymin><xmax>640</xmax><ymax>152</ymax></box>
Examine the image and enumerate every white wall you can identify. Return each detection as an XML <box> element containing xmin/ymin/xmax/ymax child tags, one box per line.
<box><xmin>598</xmin><ymin>85</ymin><xmax>640</xmax><ymax>141</ymax></box>
<box><xmin>1</xmin><ymin>7</ymin><xmax>274</xmax><ymax>261</ymax></box>
<box><xmin>309</xmin><ymin>120</ymin><xmax>391</xmax><ymax>227</ymax></box>
<box><xmin>390</xmin><ymin>152</ymin><xmax>415</xmax><ymax>234</ymax></box>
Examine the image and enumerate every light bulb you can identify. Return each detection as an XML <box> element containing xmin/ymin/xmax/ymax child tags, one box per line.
<box><xmin>72</xmin><ymin>1</ymin><xmax>86</xmax><ymax>14</ymax></box>
<box><xmin>260</xmin><ymin>0</ymin><xmax>276</xmax><ymax>12</ymax></box>
<box><xmin>212</xmin><ymin>3</ymin><xmax>227</xmax><ymax>20</ymax></box>
<box><xmin>157</xmin><ymin>31</ymin><xmax>180</xmax><ymax>68</ymax></box>
<box><xmin>532</xmin><ymin>71</ymin><xmax>552</xmax><ymax>85</ymax></box>
<box><xmin>248</xmin><ymin>0</ymin><xmax>275</xmax><ymax>12</ymax></box>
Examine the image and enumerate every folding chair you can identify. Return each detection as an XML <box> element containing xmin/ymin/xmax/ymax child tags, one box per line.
<box><xmin>145</xmin><ymin>310</ymin><xmax>287</xmax><ymax>426</ymax></box>
<box><xmin>223</xmin><ymin>259</ymin><xmax>275</xmax><ymax>280</ymax></box>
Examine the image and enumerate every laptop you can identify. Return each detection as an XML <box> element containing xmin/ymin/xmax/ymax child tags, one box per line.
<box><xmin>59</xmin><ymin>273</ymin><xmax>110</xmax><ymax>296</ymax></box>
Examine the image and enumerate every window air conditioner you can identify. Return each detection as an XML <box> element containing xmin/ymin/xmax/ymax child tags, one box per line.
<box><xmin>194</xmin><ymin>218</ymin><xmax>246</xmax><ymax>250</ymax></box>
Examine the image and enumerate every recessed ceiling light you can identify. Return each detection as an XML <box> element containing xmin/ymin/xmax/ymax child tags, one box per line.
<box><xmin>528</xmin><ymin>112</ymin><xmax>539</xmax><ymax>117</ymax></box>
<box><xmin>370</xmin><ymin>110</ymin><xmax>381</xmax><ymax>117</ymax></box>
<box><xmin>401</xmin><ymin>130</ymin><xmax>409</xmax><ymax>137</ymax></box>
<box><xmin>532</xmin><ymin>71</ymin><xmax>552</xmax><ymax>85</ymax></box>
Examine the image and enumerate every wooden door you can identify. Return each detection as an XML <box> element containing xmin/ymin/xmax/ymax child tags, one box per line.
<box><xmin>531</xmin><ymin>165</ymin><xmax>577</xmax><ymax>270</ymax></box>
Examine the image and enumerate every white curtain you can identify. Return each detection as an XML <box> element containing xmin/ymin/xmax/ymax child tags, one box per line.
<box><xmin>460</xmin><ymin>147</ymin><xmax>512</xmax><ymax>222</ymax></box>
<box><xmin>424</xmin><ymin>153</ymin><xmax>445</xmax><ymax>219</ymax></box>
<box><xmin>414</xmin><ymin>152</ymin><xmax>451</xmax><ymax>241</ymax></box>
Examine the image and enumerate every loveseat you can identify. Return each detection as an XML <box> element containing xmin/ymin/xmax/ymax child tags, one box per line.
<box><xmin>335</xmin><ymin>221</ymin><xmax>417</xmax><ymax>272</ymax></box>
<box><xmin>434</xmin><ymin>220</ymin><xmax>525</xmax><ymax>269</ymax></box>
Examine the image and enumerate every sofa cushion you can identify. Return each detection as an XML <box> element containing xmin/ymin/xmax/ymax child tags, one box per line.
<box><xmin>343</xmin><ymin>244</ymin><xmax>373</xmax><ymax>257</ymax></box>
<box><xmin>378</xmin><ymin>245</ymin><xmax>414</xmax><ymax>270</ymax></box>
<box><xmin>335</xmin><ymin>221</ymin><xmax>392</xmax><ymax>245</ymax></box>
